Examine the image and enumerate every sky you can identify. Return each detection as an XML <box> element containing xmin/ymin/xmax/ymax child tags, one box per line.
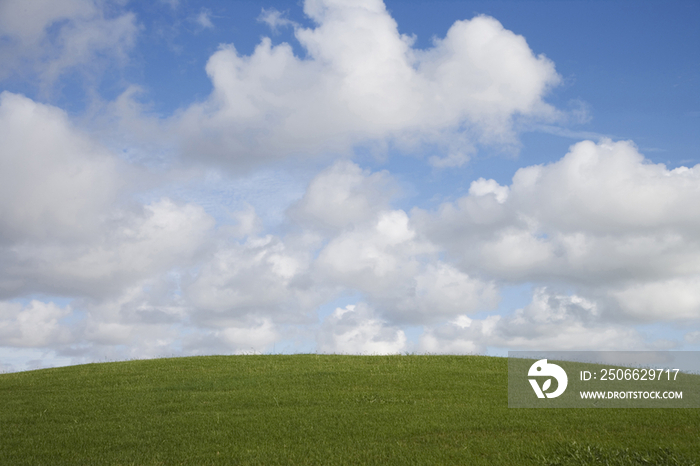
<box><xmin>0</xmin><ymin>0</ymin><xmax>698</xmax><ymax>372</ymax></box>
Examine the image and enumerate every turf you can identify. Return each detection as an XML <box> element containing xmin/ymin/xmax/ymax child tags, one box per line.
<box><xmin>0</xmin><ymin>355</ymin><xmax>698</xmax><ymax>465</ymax></box>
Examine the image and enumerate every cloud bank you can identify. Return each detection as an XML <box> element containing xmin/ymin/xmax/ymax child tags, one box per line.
<box><xmin>0</xmin><ymin>0</ymin><xmax>698</xmax><ymax>371</ymax></box>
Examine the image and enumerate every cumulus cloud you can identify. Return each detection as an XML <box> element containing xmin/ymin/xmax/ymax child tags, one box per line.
<box><xmin>414</xmin><ymin>139</ymin><xmax>700</xmax><ymax>322</ymax></box>
<box><xmin>2</xmin><ymin>127</ymin><xmax>699</xmax><ymax>368</ymax></box>
<box><xmin>468</xmin><ymin>178</ymin><xmax>509</xmax><ymax>204</ymax></box>
<box><xmin>508</xmin><ymin>139</ymin><xmax>700</xmax><ymax>235</ymax></box>
<box><xmin>0</xmin><ymin>89</ymin><xmax>314</xmax><ymax>362</ymax></box>
<box><xmin>184</xmin><ymin>231</ymin><xmax>327</xmax><ymax>327</ymax></box>
<box><xmin>0</xmin><ymin>93</ymin><xmax>215</xmax><ymax>300</ymax></box>
<box><xmin>419</xmin><ymin>288</ymin><xmax>649</xmax><ymax>353</ymax></box>
<box><xmin>3</xmin><ymin>0</ymin><xmax>696</xmax><ymax>372</ymax></box>
<box><xmin>5</xmin><ymin>199</ymin><xmax>214</xmax><ymax>298</ymax></box>
<box><xmin>0</xmin><ymin>92</ymin><xmax>125</xmax><ymax>243</ymax></box>
<box><xmin>0</xmin><ymin>300</ymin><xmax>74</xmax><ymax>348</ymax></box>
<box><xmin>176</xmin><ymin>0</ymin><xmax>560</xmax><ymax>168</ymax></box>
<box><xmin>0</xmin><ymin>92</ymin><xmax>215</xmax><ymax>364</ymax></box>
<box><xmin>317</xmin><ymin>303</ymin><xmax>407</xmax><ymax>354</ymax></box>
<box><xmin>197</xmin><ymin>318</ymin><xmax>279</xmax><ymax>355</ymax></box>
<box><xmin>164</xmin><ymin>159</ymin><xmax>500</xmax><ymax>349</ymax></box>
<box><xmin>0</xmin><ymin>0</ymin><xmax>138</xmax><ymax>88</ymax></box>
<box><xmin>288</xmin><ymin>160</ymin><xmax>397</xmax><ymax>232</ymax></box>
<box><xmin>294</xmin><ymin>160</ymin><xmax>499</xmax><ymax>325</ymax></box>
<box><xmin>170</xmin><ymin>160</ymin><xmax>497</xmax><ymax>337</ymax></box>
<box><xmin>68</xmin><ymin>281</ymin><xmax>185</xmax><ymax>358</ymax></box>
<box><xmin>315</xmin><ymin>218</ymin><xmax>498</xmax><ymax>324</ymax></box>
<box><xmin>610</xmin><ymin>278</ymin><xmax>700</xmax><ymax>321</ymax></box>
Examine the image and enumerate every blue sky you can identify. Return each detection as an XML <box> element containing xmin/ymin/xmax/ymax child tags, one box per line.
<box><xmin>0</xmin><ymin>0</ymin><xmax>698</xmax><ymax>372</ymax></box>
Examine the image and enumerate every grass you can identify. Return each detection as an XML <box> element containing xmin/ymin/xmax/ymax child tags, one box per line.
<box><xmin>0</xmin><ymin>355</ymin><xmax>698</xmax><ymax>465</ymax></box>
<box><xmin>541</xmin><ymin>443</ymin><xmax>697</xmax><ymax>466</ymax></box>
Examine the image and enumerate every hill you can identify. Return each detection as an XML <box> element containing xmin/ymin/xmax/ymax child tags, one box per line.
<box><xmin>1</xmin><ymin>355</ymin><xmax>698</xmax><ymax>465</ymax></box>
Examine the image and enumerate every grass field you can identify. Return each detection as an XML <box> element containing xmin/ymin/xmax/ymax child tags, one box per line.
<box><xmin>1</xmin><ymin>355</ymin><xmax>698</xmax><ymax>465</ymax></box>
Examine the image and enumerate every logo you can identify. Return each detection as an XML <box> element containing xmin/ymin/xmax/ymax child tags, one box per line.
<box><xmin>528</xmin><ymin>359</ymin><xmax>568</xmax><ymax>398</ymax></box>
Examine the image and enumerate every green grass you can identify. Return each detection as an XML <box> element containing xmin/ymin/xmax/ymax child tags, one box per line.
<box><xmin>0</xmin><ymin>355</ymin><xmax>698</xmax><ymax>465</ymax></box>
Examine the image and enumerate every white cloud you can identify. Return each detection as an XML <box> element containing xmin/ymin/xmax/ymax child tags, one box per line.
<box><xmin>315</xmin><ymin>213</ymin><xmax>499</xmax><ymax>325</ymax></box>
<box><xmin>4</xmin><ymin>198</ymin><xmax>214</xmax><ymax>298</ymax></box>
<box><xmin>0</xmin><ymin>0</ymin><xmax>92</xmax><ymax>47</ymax></box>
<box><xmin>1</xmin><ymin>132</ymin><xmax>697</xmax><ymax>365</ymax></box>
<box><xmin>305</xmin><ymin>162</ymin><xmax>498</xmax><ymax>324</ymax></box>
<box><xmin>315</xmin><ymin>210</ymin><xmax>426</xmax><ymax>287</ymax></box>
<box><xmin>317</xmin><ymin>303</ymin><xmax>407</xmax><ymax>354</ymax></box>
<box><xmin>611</xmin><ymin>277</ymin><xmax>700</xmax><ymax>321</ymax></box>
<box><xmin>258</xmin><ymin>8</ymin><xmax>296</xmax><ymax>32</ymax></box>
<box><xmin>1</xmin><ymin>0</ymin><xmax>695</xmax><ymax>370</ymax></box>
<box><xmin>0</xmin><ymin>92</ymin><xmax>219</xmax><ymax>364</ymax></box>
<box><xmin>176</xmin><ymin>0</ymin><xmax>560</xmax><ymax>168</ymax></box>
<box><xmin>193</xmin><ymin>8</ymin><xmax>214</xmax><ymax>29</ymax></box>
<box><xmin>0</xmin><ymin>92</ymin><xmax>124</xmax><ymax>243</ymax></box>
<box><xmin>206</xmin><ymin>318</ymin><xmax>278</xmax><ymax>354</ymax></box>
<box><xmin>516</xmin><ymin>141</ymin><xmax>700</xmax><ymax>279</ymax></box>
<box><xmin>469</xmin><ymin>178</ymin><xmax>509</xmax><ymax>204</ymax></box>
<box><xmin>182</xmin><ymin>160</ymin><xmax>498</xmax><ymax>333</ymax></box>
<box><xmin>508</xmin><ymin>139</ymin><xmax>700</xmax><ymax>235</ymax></box>
<box><xmin>414</xmin><ymin>139</ymin><xmax>700</xmax><ymax>322</ymax></box>
<box><xmin>184</xmin><ymin>231</ymin><xmax>327</xmax><ymax>327</ymax></box>
<box><xmin>0</xmin><ymin>93</ymin><xmax>215</xmax><ymax>300</ymax></box>
<box><xmin>0</xmin><ymin>300</ymin><xmax>74</xmax><ymax>348</ymax></box>
<box><xmin>419</xmin><ymin>288</ymin><xmax>649</xmax><ymax>353</ymax></box>
<box><xmin>227</xmin><ymin>204</ymin><xmax>264</xmax><ymax>239</ymax></box>
<box><xmin>408</xmin><ymin>263</ymin><xmax>499</xmax><ymax>322</ymax></box>
<box><xmin>0</xmin><ymin>0</ymin><xmax>138</xmax><ymax>87</ymax></box>
<box><xmin>288</xmin><ymin>160</ymin><xmax>396</xmax><ymax>233</ymax></box>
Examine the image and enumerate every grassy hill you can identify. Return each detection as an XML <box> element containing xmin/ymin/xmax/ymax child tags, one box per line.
<box><xmin>0</xmin><ymin>355</ymin><xmax>698</xmax><ymax>465</ymax></box>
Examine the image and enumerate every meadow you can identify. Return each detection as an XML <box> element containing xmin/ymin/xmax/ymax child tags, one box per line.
<box><xmin>0</xmin><ymin>355</ymin><xmax>698</xmax><ymax>465</ymax></box>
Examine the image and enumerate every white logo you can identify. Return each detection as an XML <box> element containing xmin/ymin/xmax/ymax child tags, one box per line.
<box><xmin>528</xmin><ymin>359</ymin><xmax>568</xmax><ymax>399</ymax></box>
